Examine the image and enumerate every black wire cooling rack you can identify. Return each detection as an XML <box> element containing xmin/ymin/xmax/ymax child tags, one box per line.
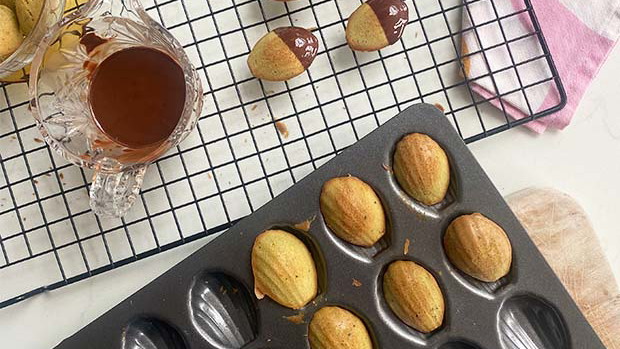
<box><xmin>0</xmin><ymin>0</ymin><xmax>565</xmax><ymax>308</ymax></box>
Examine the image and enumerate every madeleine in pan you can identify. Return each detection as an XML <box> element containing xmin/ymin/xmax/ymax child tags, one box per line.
<box><xmin>248</xmin><ymin>26</ymin><xmax>319</xmax><ymax>81</ymax></box>
<box><xmin>252</xmin><ymin>229</ymin><xmax>318</xmax><ymax>309</ymax></box>
<box><xmin>346</xmin><ymin>0</ymin><xmax>409</xmax><ymax>51</ymax></box>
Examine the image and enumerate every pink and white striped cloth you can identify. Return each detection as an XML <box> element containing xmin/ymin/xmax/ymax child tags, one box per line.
<box><xmin>461</xmin><ymin>0</ymin><xmax>620</xmax><ymax>133</ymax></box>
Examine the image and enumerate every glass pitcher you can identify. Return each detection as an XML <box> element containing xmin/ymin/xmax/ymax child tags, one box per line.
<box><xmin>28</xmin><ymin>0</ymin><xmax>204</xmax><ymax>217</ymax></box>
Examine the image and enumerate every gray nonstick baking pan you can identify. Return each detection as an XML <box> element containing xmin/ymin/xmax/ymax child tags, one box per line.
<box><xmin>56</xmin><ymin>103</ymin><xmax>604</xmax><ymax>348</ymax></box>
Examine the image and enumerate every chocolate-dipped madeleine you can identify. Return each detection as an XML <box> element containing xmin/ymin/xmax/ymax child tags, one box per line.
<box><xmin>248</xmin><ymin>26</ymin><xmax>319</xmax><ymax>81</ymax></box>
<box><xmin>346</xmin><ymin>0</ymin><xmax>409</xmax><ymax>51</ymax></box>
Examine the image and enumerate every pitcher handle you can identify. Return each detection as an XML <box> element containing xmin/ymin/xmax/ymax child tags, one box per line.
<box><xmin>89</xmin><ymin>165</ymin><xmax>147</xmax><ymax>217</ymax></box>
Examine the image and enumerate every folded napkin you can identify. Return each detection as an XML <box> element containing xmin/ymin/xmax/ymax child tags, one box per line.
<box><xmin>461</xmin><ymin>0</ymin><xmax>620</xmax><ymax>133</ymax></box>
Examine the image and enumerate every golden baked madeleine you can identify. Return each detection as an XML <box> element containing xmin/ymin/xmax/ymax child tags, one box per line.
<box><xmin>252</xmin><ymin>229</ymin><xmax>318</xmax><ymax>309</ymax></box>
<box><xmin>0</xmin><ymin>5</ymin><xmax>24</xmax><ymax>60</ymax></box>
<box><xmin>444</xmin><ymin>213</ymin><xmax>513</xmax><ymax>282</ymax></box>
<box><xmin>309</xmin><ymin>306</ymin><xmax>373</xmax><ymax>349</ymax></box>
<box><xmin>320</xmin><ymin>176</ymin><xmax>386</xmax><ymax>247</ymax></box>
<box><xmin>393</xmin><ymin>133</ymin><xmax>450</xmax><ymax>205</ymax></box>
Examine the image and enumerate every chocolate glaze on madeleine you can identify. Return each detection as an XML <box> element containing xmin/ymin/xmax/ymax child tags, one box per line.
<box><xmin>273</xmin><ymin>27</ymin><xmax>318</xmax><ymax>69</ymax></box>
<box><xmin>367</xmin><ymin>0</ymin><xmax>409</xmax><ymax>45</ymax></box>
<box><xmin>248</xmin><ymin>26</ymin><xmax>318</xmax><ymax>81</ymax></box>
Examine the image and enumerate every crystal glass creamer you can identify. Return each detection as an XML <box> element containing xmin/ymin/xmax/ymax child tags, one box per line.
<box><xmin>29</xmin><ymin>0</ymin><xmax>203</xmax><ymax>217</ymax></box>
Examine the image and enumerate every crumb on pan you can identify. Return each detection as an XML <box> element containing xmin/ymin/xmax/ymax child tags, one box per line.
<box><xmin>254</xmin><ymin>284</ymin><xmax>265</xmax><ymax>300</ymax></box>
<box><xmin>352</xmin><ymin>278</ymin><xmax>362</xmax><ymax>287</ymax></box>
<box><xmin>404</xmin><ymin>238</ymin><xmax>410</xmax><ymax>255</ymax></box>
<box><xmin>382</xmin><ymin>163</ymin><xmax>392</xmax><ymax>173</ymax></box>
<box><xmin>294</xmin><ymin>216</ymin><xmax>315</xmax><ymax>232</ymax></box>
<box><xmin>284</xmin><ymin>312</ymin><xmax>305</xmax><ymax>324</ymax></box>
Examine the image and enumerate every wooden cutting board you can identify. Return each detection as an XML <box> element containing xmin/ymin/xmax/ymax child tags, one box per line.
<box><xmin>507</xmin><ymin>187</ymin><xmax>619</xmax><ymax>348</ymax></box>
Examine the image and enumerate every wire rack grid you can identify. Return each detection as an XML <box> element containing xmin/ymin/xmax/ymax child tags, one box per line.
<box><xmin>0</xmin><ymin>0</ymin><xmax>565</xmax><ymax>308</ymax></box>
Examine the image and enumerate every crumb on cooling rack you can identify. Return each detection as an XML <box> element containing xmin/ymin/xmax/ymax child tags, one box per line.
<box><xmin>284</xmin><ymin>312</ymin><xmax>305</xmax><ymax>324</ymax></box>
<box><xmin>275</xmin><ymin>121</ymin><xmax>289</xmax><ymax>138</ymax></box>
<box><xmin>404</xmin><ymin>238</ymin><xmax>410</xmax><ymax>255</ymax></box>
<box><xmin>33</xmin><ymin>138</ymin><xmax>44</xmax><ymax>143</ymax></box>
<box><xmin>434</xmin><ymin>103</ymin><xmax>445</xmax><ymax>113</ymax></box>
<box><xmin>251</xmin><ymin>104</ymin><xmax>257</xmax><ymax>111</ymax></box>
<box><xmin>352</xmin><ymin>278</ymin><xmax>362</xmax><ymax>287</ymax></box>
<box><xmin>59</xmin><ymin>172</ymin><xmax>64</xmax><ymax>180</ymax></box>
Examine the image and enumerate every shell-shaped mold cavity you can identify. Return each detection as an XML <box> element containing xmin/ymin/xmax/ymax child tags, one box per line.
<box><xmin>454</xmin><ymin>271</ymin><xmax>511</xmax><ymax>297</ymax></box>
<box><xmin>189</xmin><ymin>272</ymin><xmax>258</xmax><ymax>349</ymax></box>
<box><xmin>325</xmin><ymin>225</ymin><xmax>391</xmax><ymax>262</ymax></box>
<box><xmin>122</xmin><ymin>318</ymin><xmax>186</xmax><ymax>349</ymax></box>
<box><xmin>439</xmin><ymin>340</ymin><xmax>481</xmax><ymax>349</ymax></box>
<box><xmin>499</xmin><ymin>295</ymin><xmax>570</xmax><ymax>349</ymax></box>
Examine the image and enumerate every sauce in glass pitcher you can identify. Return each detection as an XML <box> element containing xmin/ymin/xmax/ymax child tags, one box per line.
<box><xmin>88</xmin><ymin>45</ymin><xmax>187</xmax><ymax>149</ymax></box>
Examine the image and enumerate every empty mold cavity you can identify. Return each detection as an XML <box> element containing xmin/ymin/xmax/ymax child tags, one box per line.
<box><xmin>439</xmin><ymin>340</ymin><xmax>482</xmax><ymax>349</ymax></box>
<box><xmin>122</xmin><ymin>317</ymin><xmax>186</xmax><ymax>349</ymax></box>
<box><xmin>499</xmin><ymin>295</ymin><xmax>569</xmax><ymax>349</ymax></box>
<box><xmin>188</xmin><ymin>272</ymin><xmax>258</xmax><ymax>349</ymax></box>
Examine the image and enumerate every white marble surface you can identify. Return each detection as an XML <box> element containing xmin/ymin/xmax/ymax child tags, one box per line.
<box><xmin>1</xmin><ymin>34</ymin><xmax>620</xmax><ymax>349</ymax></box>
